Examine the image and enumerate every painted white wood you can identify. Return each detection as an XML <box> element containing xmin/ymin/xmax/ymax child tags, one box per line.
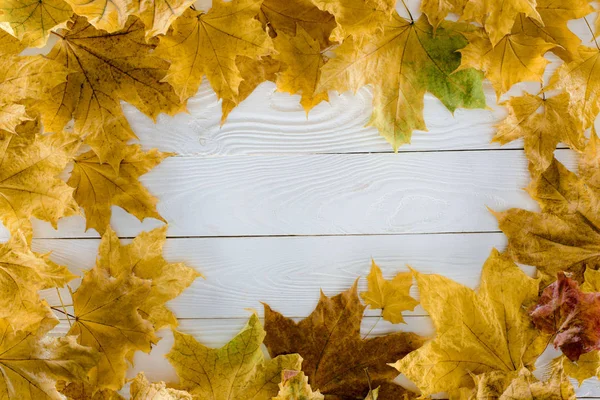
<box><xmin>1</xmin><ymin>149</ymin><xmax>575</xmax><ymax>240</ymax></box>
<box><xmin>36</xmin><ymin>232</ymin><xmax>508</xmax><ymax>319</ymax></box>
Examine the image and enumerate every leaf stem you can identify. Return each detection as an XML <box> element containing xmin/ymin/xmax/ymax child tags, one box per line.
<box><xmin>584</xmin><ymin>17</ymin><xmax>600</xmax><ymax>50</ymax></box>
<box><xmin>50</xmin><ymin>31</ymin><xmax>64</xmax><ymax>40</ymax></box>
<box><xmin>400</xmin><ymin>0</ymin><xmax>414</xmax><ymax>23</ymax></box>
<box><xmin>363</xmin><ymin>367</ymin><xmax>374</xmax><ymax>400</ymax></box>
<box><xmin>56</xmin><ymin>288</ymin><xmax>72</xmax><ymax>326</ymax></box>
<box><xmin>51</xmin><ymin>306</ymin><xmax>76</xmax><ymax>320</ymax></box>
<box><xmin>362</xmin><ymin>313</ymin><xmax>382</xmax><ymax>339</ymax></box>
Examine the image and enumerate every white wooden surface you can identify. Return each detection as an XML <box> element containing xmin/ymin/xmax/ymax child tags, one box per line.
<box><xmin>20</xmin><ymin>4</ymin><xmax>600</xmax><ymax>397</ymax></box>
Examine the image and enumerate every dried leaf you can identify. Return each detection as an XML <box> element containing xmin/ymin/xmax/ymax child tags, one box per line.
<box><xmin>493</xmin><ymin>92</ymin><xmax>585</xmax><ymax>171</ymax></box>
<box><xmin>0</xmin><ymin>0</ymin><xmax>72</xmax><ymax>46</ymax></box>
<box><xmin>360</xmin><ymin>260</ymin><xmax>418</xmax><ymax>324</ymax></box>
<box><xmin>0</xmin><ymin>319</ymin><xmax>98</xmax><ymax>400</ymax></box>
<box><xmin>59</xmin><ymin>382</ymin><xmax>124</xmax><ymax>400</ymax></box>
<box><xmin>392</xmin><ymin>250</ymin><xmax>549</xmax><ymax>396</ymax></box>
<box><xmin>156</xmin><ymin>0</ymin><xmax>274</xmax><ymax>104</ymax></box>
<box><xmin>319</xmin><ymin>15</ymin><xmax>485</xmax><ymax>150</ymax></box>
<box><xmin>458</xmin><ymin>30</ymin><xmax>554</xmax><ymax>98</ymax></box>
<box><xmin>264</xmin><ymin>282</ymin><xmax>424</xmax><ymax>399</ymax></box>
<box><xmin>461</xmin><ymin>0</ymin><xmax>541</xmax><ymax>46</ymax></box>
<box><xmin>0</xmin><ymin>29</ymin><xmax>25</xmax><ymax>55</ymax></box>
<box><xmin>96</xmin><ymin>226</ymin><xmax>201</xmax><ymax>330</ymax></box>
<box><xmin>130</xmin><ymin>372</ymin><xmax>192</xmax><ymax>400</ymax></box>
<box><xmin>547</xmin><ymin>45</ymin><xmax>600</xmax><ymax>128</ymax></box>
<box><xmin>530</xmin><ymin>272</ymin><xmax>600</xmax><ymax>361</ymax></box>
<box><xmin>272</xmin><ymin>370</ymin><xmax>324</xmax><ymax>400</ymax></box>
<box><xmin>38</xmin><ymin>16</ymin><xmax>184</xmax><ymax>170</ymax></box>
<box><xmin>498</xmin><ymin>365</ymin><xmax>575</xmax><ymax>399</ymax></box>
<box><xmin>494</xmin><ymin>154</ymin><xmax>600</xmax><ymax>283</ymax></box>
<box><xmin>68</xmin><ymin>265</ymin><xmax>158</xmax><ymax>390</ymax></box>
<box><xmin>167</xmin><ymin>313</ymin><xmax>302</xmax><ymax>400</ymax></box>
<box><xmin>62</xmin><ymin>0</ymin><xmax>126</xmax><ymax>32</ymax></box>
<box><xmin>0</xmin><ymin>130</ymin><xmax>79</xmax><ymax>241</ymax></box>
<box><xmin>420</xmin><ymin>0</ymin><xmax>468</xmax><ymax>29</ymax></box>
<box><xmin>67</xmin><ymin>146</ymin><xmax>172</xmax><ymax>234</ymax></box>
<box><xmin>126</xmin><ymin>0</ymin><xmax>194</xmax><ymax>38</ymax></box>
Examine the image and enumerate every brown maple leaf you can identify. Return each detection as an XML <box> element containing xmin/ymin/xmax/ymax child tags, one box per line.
<box><xmin>263</xmin><ymin>282</ymin><xmax>425</xmax><ymax>399</ymax></box>
<box><xmin>530</xmin><ymin>272</ymin><xmax>600</xmax><ymax>361</ymax></box>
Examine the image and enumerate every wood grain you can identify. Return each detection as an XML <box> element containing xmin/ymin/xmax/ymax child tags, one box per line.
<box><xmin>4</xmin><ymin>149</ymin><xmax>576</xmax><ymax>240</ymax></box>
<box><xmin>36</xmin><ymin>232</ymin><xmax>509</xmax><ymax>319</ymax></box>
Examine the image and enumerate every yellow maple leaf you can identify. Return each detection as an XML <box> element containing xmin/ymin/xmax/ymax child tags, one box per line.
<box><xmin>311</xmin><ymin>0</ymin><xmax>395</xmax><ymax>41</ymax></box>
<box><xmin>0</xmin><ymin>29</ymin><xmax>24</xmax><ymax>55</ymax></box>
<box><xmin>273</xmin><ymin>370</ymin><xmax>323</xmax><ymax>400</ymax></box>
<box><xmin>360</xmin><ymin>260</ymin><xmax>418</xmax><ymax>324</ymax></box>
<box><xmin>62</xmin><ymin>0</ymin><xmax>126</xmax><ymax>32</ymax></box>
<box><xmin>67</xmin><ymin>145</ymin><xmax>172</xmax><ymax>234</ymax></box>
<box><xmin>392</xmin><ymin>249</ymin><xmax>549</xmax><ymax>396</ymax></box>
<box><xmin>167</xmin><ymin>313</ymin><xmax>302</xmax><ymax>400</ymax></box>
<box><xmin>259</xmin><ymin>0</ymin><xmax>335</xmax><ymax>46</ymax></box>
<box><xmin>220</xmin><ymin>56</ymin><xmax>280</xmax><ymax>123</ymax></box>
<box><xmin>37</xmin><ymin>16</ymin><xmax>184</xmax><ymax>170</ymax></box>
<box><xmin>0</xmin><ymin>318</ymin><xmax>98</xmax><ymax>400</ymax></box>
<box><xmin>0</xmin><ymin>129</ymin><xmax>79</xmax><ymax>241</ymax></box>
<box><xmin>126</xmin><ymin>0</ymin><xmax>194</xmax><ymax>38</ymax></box>
<box><xmin>156</xmin><ymin>0</ymin><xmax>274</xmax><ymax>104</ymax></box>
<box><xmin>511</xmin><ymin>0</ymin><xmax>593</xmax><ymax>61</ymax></box>
<box><xmin>494</xmin><ymin>145</ymin><xmax>600</xmax><ymax>283</ymax></box>
<box><xmin>319</xmin><ymin>15</ymin><xmax>486</xmax><ymax>150</ymax></box>
<box><xmin>0</xmin><ymin>234</ymin><xmax>75</xmax><ymax>332</ymax></box>
<box><xmin>421</xmin><ymin>0</ymin><xmax>468</xmax><ymax>29</ymax></box>
<box><xmin>68</xmin><ymin>266</ymin><xmax>158</xmax><ymax>390</ymax></box>
<box><xmin>461</xmin><ymin>0</ymin><xmax>541</xmax><ymax>46</ymax></box>
<box><xmin>0</xmin><ymin>0</ymin><xmax>72</xmax><ymax>47</ymax></box>
<box><xmin>493</xmin><ymin>92</ymin><xmax>585</xmax><ymax>171</ymax></box>
<box><xmin>130</xmin><ymin>372</ymin><xmax>192</xmax><ymax>400</ymax></box>
<box><xmin>96</xmin><ymin>226</ymin><xmax>201</xmax><ymax>330</ymax></box>
<box><xmin>0</xmin><ymin>103</ymin><xmax>31</xmax><ymax>134</ymax></box>
<box><xmin>547</xmin><ymin>45</ymin><xmax>600</xmax><ymax>129</ymax></box>
<box><xmin>273</xmin><ymin>26</ymin><xmax>329</xmax><ymax>114</ymax></box>
<box><xmin>458</xmin><ymin>30</ymin><xmax>555</xmax><ymax>98</ymax></box>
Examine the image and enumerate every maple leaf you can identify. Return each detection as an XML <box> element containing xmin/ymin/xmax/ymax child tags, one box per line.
<box><xmin>156</xmin><ymin>0</ymin><xmax>274</xmax><ymax>105</ymax></box>
<box><xmin>67</xmin><ymin>145</ymin><xmax>172</xmax><ymax>234</ymax></box>
<box><xmin>259</xmin><ymin>0</ymin><xmax>336</xmax><ymax>46</ymax></box>
<box><xmin>0</xmin><ymin>0</ymin><xmax>72</xmax><ymax>47</ymax></box>
<box><xmin>311</xmin><ymin>0</ymin><xmax>395</xmax><ymax>41</ymax></box>
<box><xmin>62</xmin><ymin>0</ymin><xmax>126</xmax><ymax>32</ymax></box>
<box><xmin>0</xmin><ymin>318</ymin><xmax>98</xmax><ymax>400</ymax></box>
<box><xmin>420</xmin><ymin>0</ymin><xmax>468</xmax><ymax>29</ymax></box>
<box><xmin>59</xmin><ymin>381</ymin><xmax>124</xmax><ymax>400</ymax></box>
<box><xmin>0</xmin><ymin>129</ymin><xmax>79</xmax><ymax>241</ymax></box>
<box><xmin>360</xmin><ymin>260</ymin><xmax>418</xmax><ymax>324</ymax></box>
<box><xmin>474</xmin><ymin>365</ymin><xmax>575</xmax><ymax>399</ymax></box>
<box><xmin>126</xmin><ymin>0</ymin><xmax>194</xmax><ymax>38</ymax></box>
<box><xmin>96</xmin><ymin>226</ymin><xmax>201</xmax><ymax>330</ymax></box>
<box><xmin>511</xmin><ymin>0</ymin><xmax>593</xmax><ymax>61</ymax></box>
<box><xmin>263</xmin><ymin>282</ymin><xmax>425</xmax><ymax>399</ymax></box>
<box><xmin>221</xmin><ymin>56</ymin><xmax>281</xmax><ymax>123</ymax></box>
<box><xmin>0</xmin><ymin>103</ymin><xmax>31</xmax><ymax>134</ymax></box>
<box><xmin>273</xmin><ymin>27</ymin><xmax>329</xmax><ymax>114</ymax></box>
<box><xmin>494</xmin><ymin>149</ymin><xmax>600</xmax><ymax>282</ymax></box>
<box><xmin>167</xmin><ymin>313</ymin><xmax>302</xmax><ymax>400</ymax></box>
<box><xmin>37</xmin><ymin>15</ymin><xmax>184</xmax><ymax>170</ymax></box>
<box><xmin>0</xmin><ymin>54</ymin><xmax>68</xmax><ymax>106</ymax></box>
<box><xmin>319</xmin><ymin>15</ymin><xmax>485</xmax><ymax>150</ymax></box>
<box><xmin>273</xmin><ymin>370</ymin><xmax>324</xmax><ymax>400</ymax></box>
<box><xmin>461</xmin><ymin>0</ymin><xmax>541</xmax><ymax>46</ymax></box>
<box><xmin>0</xmin><ymin>29</ymin><xmax>25</xmax><ymax>55</ymax></box>
<box><xmin>493</xmin><ymin>92</ymin><xmax>585</xmax><ymax>171</ymax></box>
<box><xmin>547</xmin><ymin>45</ymin><xmax>600</xmax><ymax>129</ymax></box>
<box><xmin>0</xmin><ymin>234</ymin><xmax>75</xmax><ymax>332</ymax></box>
<box><xmin>68</xmin><ymin>265</ymin><xmax>158</xmax><ymax>390</ymax></box>
<box><xmin>458</xmin><ymin>30</ymin><xmax>555</xmax><ymax>98</ymax></box>
<box><xmin>529</xmin><ymin>272</ymin><xmax>600</xmax><ymax>361</ymax></box>
<box><xmin>392</xmin><ymin>249</ymin><xmax>550</xmax><ymax>397</ymax></box>
<box><xmin>130</xmin><ymin>372</ymin><xmax>192</xmax><ymax>400</ymax></box>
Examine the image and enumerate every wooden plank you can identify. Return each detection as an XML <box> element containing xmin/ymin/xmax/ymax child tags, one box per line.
<box><xmin>49</xmin><ymin>317</ymin><xmax>600</xmax><ymax>397</ymax></box>
<box><xmin>36</xmin><ymin>232</ymin><xmax>509</xmax><ymax>319</ymax></box>
<box><xmin>8</xmin><ymin>149</ymin><xmax>576</xmax><ymax>240</ymax></box>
